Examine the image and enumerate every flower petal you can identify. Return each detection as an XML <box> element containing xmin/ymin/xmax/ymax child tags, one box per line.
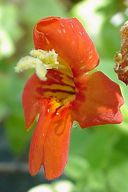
<box><xmin>44</xmin><ymin>106</ymin><xmax>72</xmax><ymax>180</ymax></box>
<box><xmin>22</xmin><ymin>74</ymin><xmax>41</xmax><ymax>129</ymax></box>
<box><xmin>33</xmin><ymin>17</ymin><xmax>99</xmax><ymax>77</ymax></box>
<box><xmin>29</xmin><ymin>101</ymin><xmax>50</xmax><ymax>176</ymax></box>
<box><xmin>71</xmin><ymin>71</ymin><xmax>124</xmax><ymax>128</ymax></box>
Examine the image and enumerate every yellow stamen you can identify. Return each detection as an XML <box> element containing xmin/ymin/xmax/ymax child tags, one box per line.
<box><xmin>30</xmin><ymin>49</ymin><xmax>59</xmax><ymax>65</ymax></box>
<box><xmin>15</xmin><ymin>49</ymin><xmax>60</xmax><ymax>80</ymax></box>
<box><xmin>15</xmin><ymin>49</ymin><xmax>76</xmax><ymax>106</ymax></box>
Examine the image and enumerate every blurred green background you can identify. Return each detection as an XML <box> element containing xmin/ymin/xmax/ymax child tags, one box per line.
<box><xmin>0</xmin><ymin>0</ymin><xmax>128</xmax><ymax>191</ymax></box>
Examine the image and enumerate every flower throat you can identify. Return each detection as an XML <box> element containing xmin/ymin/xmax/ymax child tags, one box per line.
<box><xmin>15</xmin><ymin>49</ymin><xmax>76</xmax><ymax>106</ymax></box>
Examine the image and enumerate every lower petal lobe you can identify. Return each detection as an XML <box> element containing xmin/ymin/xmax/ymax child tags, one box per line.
<box><xmin>44</xmin><ymin>106</ymin><xmax>72</xmax><ymax>180</ymax></box>
<box><xmin>71</xmin><ymin>71</ymin><xmax>124</xmax><ymax>128</ymax></box>
<box><xmin>29</xmin><ymin>101</ymin><xmax>51</xmax><ymax>175</ymax></box>
<box><xmin>22</xmin><ymin>74</ymin><xmax>41</xmax><ymax>129</ymax></box>
<box><xmin>23</xmin><ymin>73</ymin><xmax>73</xmax><ymax>178</ymax></box>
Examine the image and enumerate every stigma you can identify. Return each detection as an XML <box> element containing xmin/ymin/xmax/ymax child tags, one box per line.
<box><xmin>15</xmin><ymin>49</ymin><xmax>60</xmax><ymax>80</ymax></box>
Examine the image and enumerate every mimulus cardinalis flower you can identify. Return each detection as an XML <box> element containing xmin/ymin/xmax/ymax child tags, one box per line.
<box><xmin>15</xmin><ymin>17</ymin><xmax>123</xmax><ymax>180</ymax></box>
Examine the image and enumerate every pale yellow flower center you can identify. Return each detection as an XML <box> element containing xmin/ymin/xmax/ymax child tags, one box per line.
<box><xmin>15</xmin><ymin>49</ymin><xmax>62</xmax><ymax>80</ymax></box>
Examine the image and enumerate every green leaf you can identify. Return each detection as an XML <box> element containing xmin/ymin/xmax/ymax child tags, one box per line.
<box><xmin>5</xmin><ymin>114</ymin><xmax>32</xmax><ymax>155</ymax></box>
<box><xmin>70</xmin><ymin>123</ymin><xmax>90</xmax><ymax>156</ymax></box>
<box><xmin>65</xmin><ymin>155</ymin><xmax>90</xmax><ymax>180</ymax></box>
<box><xmin>21</xmin><ymin>0</ymin><xmax>67</xmax><ymax>25</ymax></box>
<box><xmin>107</xmin><ymin>161</ymin><xmax>128</xmax><ymax>192</ymax></box>
<box><xmin>85</xmin><ymin>170</ymin><xmax>107</xmax><ymax>192</ymax></box>
<box><xmin>0</xmin><ymin>4</ymin><xmax>23</xmax><ymax>58</ymax></box>
<box><xmin>0</xmin><ymin>103</ymin><xmax>9</xmax><ymax>122</ymax></box>
<box><xmin>82</xmin><ymin>126</ymin><xmax>119</xmax><ymax>169</ymax></box>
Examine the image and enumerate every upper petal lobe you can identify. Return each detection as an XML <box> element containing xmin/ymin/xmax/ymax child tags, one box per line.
<box><xmin>33</xmin><ymin>17</ymin><xmax>99</xmax><ymax>77</ymax></box>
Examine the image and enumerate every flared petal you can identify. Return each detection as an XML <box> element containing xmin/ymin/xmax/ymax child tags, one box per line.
<box><xmin>22</xmin><ymin>74</ymin><xmax>42</xmax><ymax>129</ymax></box>
<box><xmin>71</xmin><ymin>71</ymin><xmax>124</xmax><ymax>128</ymax></box>
<box><xmin>29</xmin><ymin>100</ymin><xmax>51</xmax><ymax>175</ymax></box>
<box><xmin>44</xmin><ymin>106</ymin><xmax>72</xmax><ymax>180</ymax></box>
<box><xmin>33</xmin><ymin>16</ymin><xmax>99</xmax><ymax>77</ymax></box>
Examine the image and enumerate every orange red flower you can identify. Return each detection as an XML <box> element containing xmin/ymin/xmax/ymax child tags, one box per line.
<box><xmin>19</xmin><ymin>17</ymin><xmax>123</xmax><ymax>180</ymax></box>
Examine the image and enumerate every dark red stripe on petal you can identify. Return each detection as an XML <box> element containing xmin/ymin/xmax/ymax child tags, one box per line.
<box><xmin>39</xmin><ymin>81</ymin><xmax>75</xmax><ymax>90</ymax></box>
<box><xmin>37</xmin><ymin>88</ymin><xmax>75</xmax><ymax>95</ymax></box>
